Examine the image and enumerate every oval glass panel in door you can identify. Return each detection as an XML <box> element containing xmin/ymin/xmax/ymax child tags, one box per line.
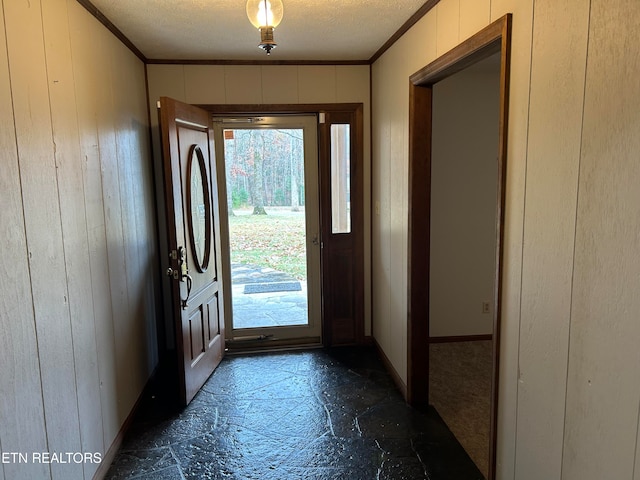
<box><xmin>187</xmin><ymin>144</ymin><xmax>211</xmax><ymax>272</ymax></box>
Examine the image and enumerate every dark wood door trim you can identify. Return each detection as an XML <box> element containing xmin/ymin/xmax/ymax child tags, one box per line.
<box><xmin>198</xmin><ymin>103</ymin><xmax>363</xmax><ymax>115</ymax></box>
<box><xmin>318</xmin><ymin>108</ymin><xmax>365</xmax><ymax>346</ymax></box>
<box><xmin>406</xmin><ymin>14</ymin><xmax>512</xmax><ymax>480</ymax></box>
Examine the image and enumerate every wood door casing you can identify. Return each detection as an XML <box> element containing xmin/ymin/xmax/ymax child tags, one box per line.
<box><xmin>319</xmin><ymin>108</ymin><xmax>365</xmax><ymax>346</ymax></box>
<box><xmin>159</xmin><ymin>97</ymin><xmax>225</xmax><ymax>405</ymax></box>
<box><xmin>406</xmin><ymin>15</ymin><xmax>511</xmax><ymax>480</ymax></box>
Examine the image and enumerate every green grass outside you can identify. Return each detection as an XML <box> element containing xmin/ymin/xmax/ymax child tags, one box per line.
<box><xmin>228</xmin><ymin>209</ymin><xmax>307</xmax><ymax>280</ymax></box>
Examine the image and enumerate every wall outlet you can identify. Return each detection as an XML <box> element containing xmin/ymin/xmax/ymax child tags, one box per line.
<box><xmin>482</xmin><ymin>302</ymin><xmax>491</xmax><ymax>314</ymax></box>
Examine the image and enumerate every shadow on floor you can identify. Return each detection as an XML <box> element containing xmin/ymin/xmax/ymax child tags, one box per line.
<box><xmin>106</xmin><ymin>347</ymin><xmax>484</xmax><ymax>479</ymax></box>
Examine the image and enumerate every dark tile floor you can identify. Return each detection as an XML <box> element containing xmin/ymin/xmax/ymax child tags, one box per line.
<box><xmin>106</xmin><ymin>347</ymin><xmax>484</xmax><ymax>479</ymax></box>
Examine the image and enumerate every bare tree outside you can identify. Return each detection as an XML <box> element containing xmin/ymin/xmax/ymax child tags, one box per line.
<box><xmin>224</xmin><ymin>128</ymin><xmax>304</xmax><ymax>215</ymax></box>
<box><xmin>223</xmin><ymin>128</ymin><xmax>307</xmax><ymax>279</ymax></box>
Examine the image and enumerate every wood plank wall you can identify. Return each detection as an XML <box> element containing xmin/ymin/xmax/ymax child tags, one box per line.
<box><xmin>0</xmin><ymin>1</ymin><xmax>158</xmax><ymax>479</ymax></box>
<box><xmin>370</xmin><ymin>0</ymin><xmax>640</xmax><ymax>478</ymax></box>
<box><xmin>561</xmin><ymin>0</ymin><xmax>640</xmax><ymax>477</ymax></box>
<box><xmin>515</xmin><ymin>0</ymin><xmax>590</xmax><ymax>477</ymax></box>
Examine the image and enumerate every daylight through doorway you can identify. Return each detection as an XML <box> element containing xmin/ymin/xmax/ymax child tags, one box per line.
<box><xmin>223</xmin><ymin>126</ymin><xmax>310</xmax><ymax>331</ymax></box>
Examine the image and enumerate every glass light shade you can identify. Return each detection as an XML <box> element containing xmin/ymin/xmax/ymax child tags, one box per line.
<box><xmin>246</xmin><ymin>0</ymin><xmax>283</xmax><ymax>29</ymax></box>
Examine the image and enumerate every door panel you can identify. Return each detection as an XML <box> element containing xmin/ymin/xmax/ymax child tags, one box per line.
<box><xmin>320</xmin><ymin>110</ymin><xmax>364</xmax><ymax>345</ymax></box>
<box><xmin>214</xmin><ymin>115</ymin><xmax>321</xmax><ymax>345</ymax></box>
<box><xmin>159</xmin><ymin>97</ymin><xmax>224</xmax><ymax>405</ymax></box>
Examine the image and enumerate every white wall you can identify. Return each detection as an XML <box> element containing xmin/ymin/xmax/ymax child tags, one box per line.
<box><xmin>0</xmin><ymin>1</ymin><xmax>158</xmax><ymax>478</ymax></box>
<box><xmin>430</xmin><ymin>58</ymin><xmax>500</xmax><ymax>338</ymax></box>
<box><xmin>146</xmin><ymin>64</ymin><xmax>372</xmax><ymax>336</ymax></box>
<box><xmin>371</xmin><ymin>0</ymin><xmax>640</xmax><ymax>478</ymax></box>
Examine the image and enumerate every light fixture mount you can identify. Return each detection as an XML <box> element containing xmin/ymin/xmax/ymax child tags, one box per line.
<box><xmin>258</xmin><ymin>26</ymin><xmax>276</xmax><ymax>55</ymax></box>
<box><xmin>246</xmin><ymin>0</ymin><xmax>283</xmax><ymax>55</ymax></box>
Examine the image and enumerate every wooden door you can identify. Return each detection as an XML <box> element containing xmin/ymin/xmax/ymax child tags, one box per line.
<box><xmin>319</xmin><ymin>109</ymin><xmax>364</xmax><ymax>345</ymax></box>
<box><xmin>159</xmin><ymin>97</ymin><xmax>224</xmax><ymax>405</ymax></box>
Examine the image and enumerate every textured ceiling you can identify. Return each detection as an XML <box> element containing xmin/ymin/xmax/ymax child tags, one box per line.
<box><xmin>88</xmin><ymin>0</ymin><xmax>430</xmax><ymax>61</ymax></box>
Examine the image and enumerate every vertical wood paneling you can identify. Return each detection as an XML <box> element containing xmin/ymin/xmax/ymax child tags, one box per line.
<box><xmin>41</xmin><ymin>0</ymin><xmax>104</xmax><ymax>477</ymax></box>
<box><xmin>436</xmin><ymin>0</ymin><xmax>460</xmax><ymax>55</ymax></box>
<box><xmin>94</xmin><ymin>23</ymin><xmax>134</xmax><ymax>427</ymax></box>
<box><xmin>0</xmin><ymin>2</ymin><xmax>49</xmax><ymax>478</ymax></box>
<box><xmin>111</xmin><ymin>38</ymin><xmax>150</xmax><ymax>414</ymax></box>
<box><xmin>514</xmin><ymin>1</ymin><xmax>590</xmax><ymax>479</ymax></box>
<box><xmin>563</xmin><ymin>0</ymin><xmax>640</xmax><ymax>477</ymax></box>
<box><xmin>298</xmin><ymin>66</ymin><xmax>337</xmax><ymax>103</ymax></box>
<box><xmin>261</xmin><ymin>65</ymin><xmax>299</xmax><ymax>104</ymax></box>
<box><xmin>146</xmin><ymin>65</ymin><xmax>185</xmax><ymax>232</ymax></box>
<box><xmin>147</xmin><ymin>65</ymin><xmax>187</xmax><ymax>105</ymax></box>
<box><xmin>335</xmin><ymin>66</ymin><xmax>369</xmax><ymax>103</ymax></box>
<box><xmin>381</xmin><ymin>41</ymin><xmax>409</xmax><ymax>379</ymax></box>
<box><xmin>184</xmin><ymin>65</ymin><xmax>226</xmax><ymax>104</ymax></box>
<box><xmin>1</xmin><ymin>1</ymin><xmax>156</xmax><ymax>475</ymax></box>
<box><xmin>370</xmin><ymin>59</ymin><xmax>392</xmax><ymax>349</ymax></box>
<box><xmin>113</xmin><ymin>40</ymin><xmax>142</xmax><ymax>400</ymax></box>
<box><xmin>130</xmin><ymin>51</ymin><xmax>159</xmax><ymax>373</ymax></box>
<box><xmin>4</xmin><ymin>1</ymin><xmax>83</xmax><ymax>478</ymax></box>
<box><xmin>493</xmin><ymin>2</ymin><xmax>534</xmax><ymax>478</ymax></box>
<box><xmin>224</xmin><ymin>65</ymin><xmax>262</xmax><ymax>103</ymax></box>
<box><xmin>459</xmin><ymin>0</ymin><xmax>490</xmax><ymax>41</ymax></box>
<box><xmin>400</xmin><ymin>9</ymin><xmax>437</xmax><ymax>72</ymax></box>
<box><xmin>66</xmin><ymin>0</ymin><xmax>120</xmax><ymax>447</ymax></box>
<box><xmin>490</xmin><ymin>0</ymin><xmax>514</xmax><ymax>21</ymax></box>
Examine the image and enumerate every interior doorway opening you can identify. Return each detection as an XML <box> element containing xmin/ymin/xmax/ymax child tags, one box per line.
<box><xmin>427</xmin><ymin>51</ymin><xmax>501</xmax><ymax>478</ymax></box>
<box><xmin>406</xmin><ymin>14</ymin><xmax>512</xmax><ymax>480</ymax></box>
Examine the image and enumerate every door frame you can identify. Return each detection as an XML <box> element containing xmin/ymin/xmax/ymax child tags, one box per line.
<box><xmin>198</xmin><ymin>103</ymin><xmax>365</xmax><ymax>348</ymax></box>
<box><xmin>406</xmin><ymin>14</ymin><xmax>512</xmax><ymax>480</ymax></box>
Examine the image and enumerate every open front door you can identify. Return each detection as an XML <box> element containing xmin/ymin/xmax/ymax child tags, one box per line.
<box><xmin>159</xmin><ymin>97</ymin><xmax>224</xmax><ymax>405</ymax></box>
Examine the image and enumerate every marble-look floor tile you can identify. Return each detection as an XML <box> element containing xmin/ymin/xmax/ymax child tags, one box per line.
<box><xmin>106</xmin><ymin>347</ymin><xmax>484</xmax><ymax>479</ymax></box>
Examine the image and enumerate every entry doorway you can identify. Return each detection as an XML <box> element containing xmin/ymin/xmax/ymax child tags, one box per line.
<box><xmin>205</xmin><ymin>103</ymin><xmax>364</xmax><ymax>350</ymax></box>
<box><xmin>406</xmin><ymin>14</ymin><xmax>512</xmax><ymax>480</ymax></box>
<box><xmin>213</xmin><ymin>115</ymin><xmax>322</xmax><ymax>345</ymax></box>
<box><xmin>427</xmin><ymin>52</ymin><xmax>501</xmax><ymax>479</ymax></box>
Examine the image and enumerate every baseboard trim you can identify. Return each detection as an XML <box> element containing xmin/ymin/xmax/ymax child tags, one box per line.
<box><xmin>373</xmin><ymin>338</ymin><xmax>408</xmax><ymax>400</ymax></box>
<box><xmin>429</xmin><ymin>334</ymin><xmax>493</xmax><ymax>343</ymax></box>
<box><xmin>92</xmin><ymin>366</ymin><xmax>159</xmax><ymax>480</ymax></box>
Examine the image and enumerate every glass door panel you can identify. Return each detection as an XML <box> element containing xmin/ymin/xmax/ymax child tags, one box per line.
<box><xmin>330</xmin><ymin>124</ymin><xmax>351</xmax><ymax>234</ymax></box>
<box><xmin>214</xmin><ymin>115</ymin><xmax>321</xmax><ymax>344</ymax></box>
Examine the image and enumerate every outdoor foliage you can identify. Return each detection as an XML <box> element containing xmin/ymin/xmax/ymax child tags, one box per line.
<box><xmin>228</xmin><ymin>209</ymin><xmax>307</xmax><ymax>280</ymax></box>
<box><xmin>224</xmin><ymin>128</ymin><xmax>305</xmax><ymax>214</ymax></box>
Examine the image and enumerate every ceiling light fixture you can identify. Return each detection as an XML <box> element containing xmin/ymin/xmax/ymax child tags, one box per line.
<box><xmin>246</xmin><ymin>0</ymin><xmax>283</xmax><ymax>55</ymax></box>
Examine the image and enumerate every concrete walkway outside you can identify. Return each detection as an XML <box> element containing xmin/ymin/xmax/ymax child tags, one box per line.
<box><xmin>231</xmin><ymin>263</ymin><xmax>309</xmax><ymax>329</ymax></box>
